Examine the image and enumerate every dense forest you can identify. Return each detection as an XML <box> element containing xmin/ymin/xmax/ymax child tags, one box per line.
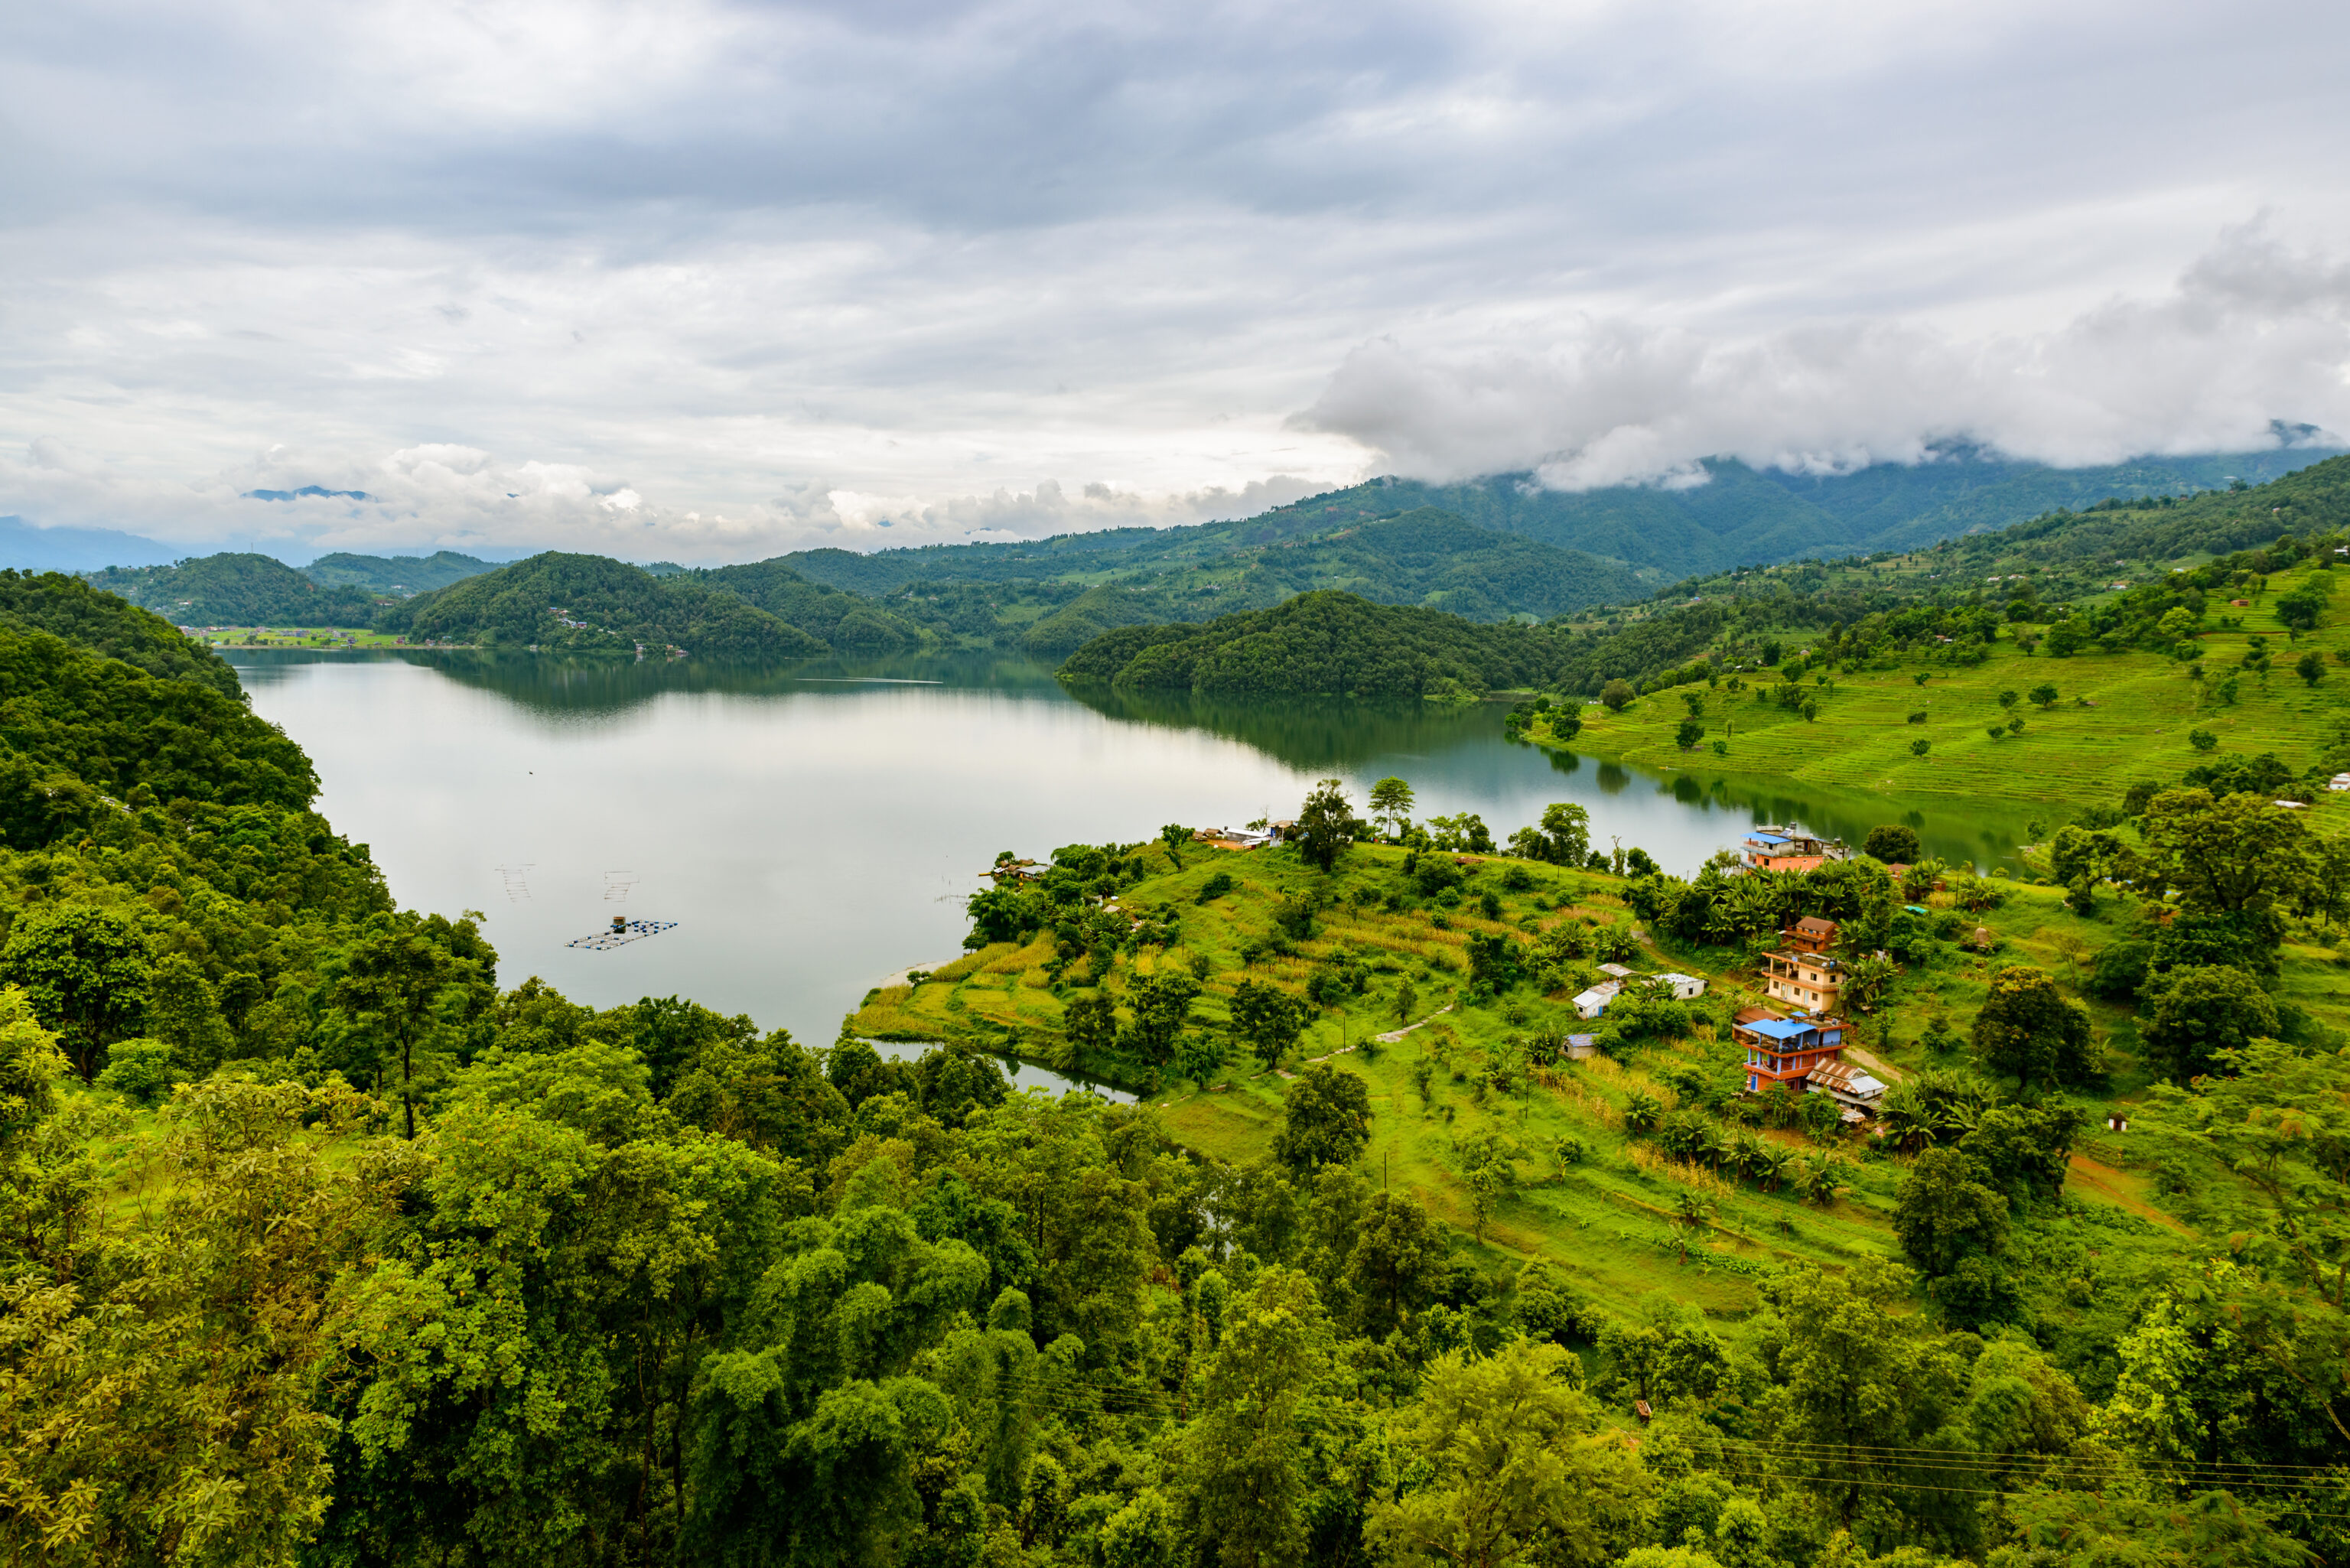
<box><xmin>1056</xmin><ymin>590</ymin><xmax>1577</xmax><ymax>698</ymax></box>
<box><xmin>379</xmin><ymin>552</ymin><xmax>828</xmax><ymax>657</ymax></box>
<box><xmin>4</xmin><ymin>578</ymin><xmax>2350</xmax><ymax>1566</ymax></box>
<box><xmin>87</xmin><ymin>552</ymin><xmax>382</xmax><ymax>627</ymax></box>
<box><xmin>303</xmin><ymin>549</ymin><xmax>499</xmax><ymax>596</ymax></box>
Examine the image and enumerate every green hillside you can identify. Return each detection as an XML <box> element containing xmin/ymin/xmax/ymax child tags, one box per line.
<box><xmin>379</xmin><ymin>551</ymin><xmax>828</xmax><ymax>656</ymax></box>
<box><xmin>301</xmin><ymin>548</ymin><xmax>497</xmax><ymax>595</ymax></box>
<box><xmin>1058</xmin><ymin>590</ymin><xmax>1577</xmax><ymax>698</ymax></box>
<box><xmin>85</xmin><ymin>552</ymin><xmax>380</xmax><ymax>626</ymax></box>
<box><xmin>0</xmin><ymin>570</ymin><xmax>242</xmax><ymax>698</ymax></box>
<box><xmin>695</xmin><ymin>558</ymin><xmax>933</xmax><ymax>651</ymax></box>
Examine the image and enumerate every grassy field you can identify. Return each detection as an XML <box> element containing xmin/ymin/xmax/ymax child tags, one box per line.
<box><xmin>854</xmin><ymin>833</ymin><xmax>2218</xmax><ymax>1328</ymax></box>
<box><xmin>1538</xmin><ymin>558</ymin><xmax>2350</xmax><ymax>818</ymax></box>
<box><xmin>192</xmin><ymin>626</ymin><xmax>428</xmax><ymax>649</ymax></box>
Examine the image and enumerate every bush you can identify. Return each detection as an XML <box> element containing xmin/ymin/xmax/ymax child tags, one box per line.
<box><xmin>1196</xmin><ymin>870</ymin><xmax>1235</xmax><ymax>903</ymax></box>
<box><xmin>96</xmin><ymin>1037</ymin><xmax>177</xmax><ymax>1107</ymax></box>
<box><xmin>1600</xmin><ymin>678</ymin><xmax>1635</xmax><ymax>711</ymax></box>
<box><xmin>2189</xmin><ymin>728</ymin><xmax>2218</xmax><ymax>753</ymax></box>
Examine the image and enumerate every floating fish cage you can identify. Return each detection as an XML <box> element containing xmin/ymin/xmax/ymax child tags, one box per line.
<box><xmin>568</xmin><ymin>919</ymin><xmax>679</xmax><ymax>951</ymax></box>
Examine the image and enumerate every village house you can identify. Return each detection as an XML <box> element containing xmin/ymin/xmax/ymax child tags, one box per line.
<box><xmin>1806</xmin><ymin>1057</ymin><xmax>1889</xmax><ymax>1121</ymax></box>
<box><xmin>1739</xmin><ymin>826</ymin><xmax>1850</xmax><ymax>874</ymax></box>
<box><xmin>1570</xmin><ymin>978</ymin><xmax>1623</xmax><ymax>1019</ymax></box>
<box><xmin>1760</xmin><ymin>916</ymin><xmax>1844</xmax><ymax>1013</ymax></box>
<box><xmin>1733</xmin><ymin>1004</ymin><xmax>1850</xmax><ymax>1096</ymax></box>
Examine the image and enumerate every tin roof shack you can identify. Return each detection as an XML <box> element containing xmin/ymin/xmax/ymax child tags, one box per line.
<box><xmin>1762</xmin><ymin>917</ymin><xmax>1844</xmax><ymax>1013</ymax></box>
<box><xmin>1733</xmin><ymin>1009</ymin><xmax>1848</xmax><ymax>1096</ymax></box>
<box><xmin>1653</xmin><ymin>971</ymin><xmax>1708</xmax><ymax>1000</ymax></box>
<box><xmin>1571</xmin><ymin>978</ymin><xmax>1624</xmax><ymax>1020</ymax></box>
<box><xmin>1740</xmin><ymin>827</ymin><xmax>1850</xmax><ymax>874</ymax></box>
<box><xmin>1806</xmin><ymin>1057</ymin><xmax>1888</xmax><ymax>1121</ymax></box>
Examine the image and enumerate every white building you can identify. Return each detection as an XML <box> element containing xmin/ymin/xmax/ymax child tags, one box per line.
<box><xmin>1571</xmin><ymin>979</ymin><xmax>1623</xmax><ymax>1020</ymax></box>
<box><xmin>1653</xmin><ymin>971</ymin><xmax>1707</xmax><ymax>1000</ymax></box>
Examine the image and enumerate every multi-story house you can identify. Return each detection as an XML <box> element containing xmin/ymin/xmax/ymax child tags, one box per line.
<box><xmin>1760</xmin><ymin>916</ymin><xmax>1844</xmax><ymax>1013</ymax></box>
<box><xmin>1733</xmin><ymin>1005</ymin><xmax>1849</xmax><ymax>1095</ymax></box>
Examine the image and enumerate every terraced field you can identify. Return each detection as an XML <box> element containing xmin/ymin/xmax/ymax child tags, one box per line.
<box><xmin>854</xmin><ymin>832</ymin><xmax>2218</xmax><ymax>1323</ymax></box>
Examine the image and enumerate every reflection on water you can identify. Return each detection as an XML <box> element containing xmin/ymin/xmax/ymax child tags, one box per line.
<box><xmin>233</xmin><ymin>650</ymin><xmax>2033</xmax><ymax>1050</ymax></box>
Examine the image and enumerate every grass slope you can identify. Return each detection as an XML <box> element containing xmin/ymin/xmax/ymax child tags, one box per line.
<box><xmin>1542</xmin><ymin>555</ymin><xmax>2350</xmax><ymax>816</ymax></box>
<box><xmin>853</xmin><ymin>834</ymin><xmax>2208</xmax><ymax>1322</ymax></box>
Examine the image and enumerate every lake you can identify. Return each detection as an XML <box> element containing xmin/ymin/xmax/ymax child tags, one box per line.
<box><xmin>231</xmin><ymin>650</ymin><xmax>2036</xmax><ymax>1054</ymax></box>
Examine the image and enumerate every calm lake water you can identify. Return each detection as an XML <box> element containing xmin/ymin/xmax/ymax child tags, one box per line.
<box><xmin>232</xmin><ymin>650</ymin><xmax>2036</xmax><ymax>1052</ymax></box>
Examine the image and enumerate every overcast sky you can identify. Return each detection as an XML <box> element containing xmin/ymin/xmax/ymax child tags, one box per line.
<box><xmin>5</xmin><ymin>0</ymin><xmax>2349</xmax><ymax>561</ymax></box>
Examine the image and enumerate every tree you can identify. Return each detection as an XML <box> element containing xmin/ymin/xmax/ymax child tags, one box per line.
<box><xmin>2140</xmin><ymin>787</ymin><xmax>2311</xmax><ymax>917</ymax></box>
<box><xmin>1369</xmin><ymin>776</ymin><xmax>1415</xmax><ymax>838</ymax></box>
<box><xmin>1160</xmin><ymin>823</ymin><xmax>1190</xmax><ymax>867</ymax></box>
<box><xmin>1229</xmin><ymin>981</ymin><xmax>1313</xmax><ymax>1070</ymax></box>
<box><xmin>329</xmin><ymin>916</ymin><xmax>460</xmax><ymax>1139</ymax></box>
<box><xmin>1889</xmin><ymin>1147</ymin><xmax>2002</xmax><ymax>1278</ymax></box>
<box><xmin>1600</xmin><ymin>679</ymin><xmax>1635</xmax><ymax>712</ymax></box>
<box><xmin>1909</xmin><ymin>738</ymin><xmax>1930</xmax><ymax>758</ymax></box>
<box><xmin>1062</xmin><ymin>991</ymin><xmax>1117</xmax><ymax>1063</ymax></box>
<box><xmin>1971</xmin><ymin>965</ymin><xmax>2093</xmax><ymax>1093</ymax></box>
<box><xmin>1863</xmin><ymin>825</ymin><xmax>1921</xmax><ymax>863</ymax></box>
<box><xmin>2140</xmin><ymin>964</ymin><xmax>2280</xmax><ymax>1082</ymax></box>
<box><xmin>2029</xmin><ymin>683</ymin><xmax>2059</xmax><ymax>709</ymax></box>
<box><xmin>1343</xmin><ymin>1189</ymin><xmax>1447</xmax><ymax>1338</ymax></box>
<box><xmin>142</xmin><ymin>953</ymin><xmax>233</xmax><ymax>1075</ymax></box>
<box><xmin>1272</xmin><ymin>1063</ymin><xmax>1371</xmax><ymax>1175</ymax></box>
<box><xmin>1123</xmin><ymin>972</ymin><xmax>1200</xmax><ymax>1063</ymax></box>
<box><xmin>1365</xmin><ymin>1339</ymin><xmax>1648</xmax><ymax>1568</ymax></box>
<box><xmin>1457</xmin><ymin>1130</ymin><xmax>1519</xmax><ymax>1243</ymax></box>
<box><xmin>1997</xmin><ymin>689</ymin><xmax>2019</xmax><ymax>711</ymax></box>
<box><xmin>0</xmin><ymin>903</ymin><xmax>151</xmax><ymax>1081</ymax></box>
<box><xmin>2296</xmin><ymin>650</ymin><xmax>2325</xmax><ymax>685</ymax></box>
<box><xmin>1674</xmin><ymin>717</ymin><xmax>1702</xmax><ymax>749</ymax></box>
<box><xmin>1182</xmin><ymin>1269</ymin><xmax>1332</xmax><ymax>1568</ymax></box>
<box><xmin>1294</xmin><ymin>778</ymin><xmax>1363</xmax><ymax>873</ymax></box>
<box><xmin>2189</xmin><ymin>727</ymin><xmax>2219</xmax><ymax>752</ymax></box>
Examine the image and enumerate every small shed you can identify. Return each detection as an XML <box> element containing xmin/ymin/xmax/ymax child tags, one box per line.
<box><xmin>1565</xmin><ymin>1033</ymin><xmax>1598</xmax><ymax>1061</ymax></box>
<box><xmin>2107</xmin><ymin>1112</ymin><xmax>2130</xmax><ymax>1134</ymax></box>
<box><xmin>1653</xmin><ymin>971</ymin><xmax>1708</xmax><ymax>1000</ymax></box>
<box><xmin>1571</xmin><ymin>980</ymin><xmax>1623</xmax><ymax>1020</ymax></box>
<box><xmin>1597</xmin><ymin>961</ymin><xmax>1635</xmax><ymax>978</ymax></box>
<box><xmin>2329</xmin><ymin>773</ymin><xmax>2350</xmax><ymax>792</ymax></box>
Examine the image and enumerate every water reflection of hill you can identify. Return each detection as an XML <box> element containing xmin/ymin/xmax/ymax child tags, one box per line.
<box><xmin>233</xmin><ymin>648</ymin><xmax>1063</xmax><ymax>717</ymax></box>
<box><xmin>1058</xmin><ymin>683</ymin><xmax>1496</xmax><ymax>773</ymax></box>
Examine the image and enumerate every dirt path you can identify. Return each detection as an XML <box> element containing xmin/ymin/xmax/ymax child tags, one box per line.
<box><xmin>1373</xmin><ymin>1004</ymin><xmax>1455</xmax><ymax>1044</ymax></box>
<box><xmin>1846</xmin><ymin>1045</ymin><xmax>1906</xmax><ymax>1082</ymax></box>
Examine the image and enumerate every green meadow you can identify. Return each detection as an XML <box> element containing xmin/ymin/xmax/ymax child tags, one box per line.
<box><xmin>1535</xmin><ymin>557</ymin><xmax>2350</xmax><ymax>818</ymax></box>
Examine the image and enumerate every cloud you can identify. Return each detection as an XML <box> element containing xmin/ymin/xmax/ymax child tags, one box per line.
<box><xmin>1297</xmin><ymin>223</ymin><xmax>2350</xmax><ymax>490</ymax></box>
<box><xmin>3</xmin><ymin>0</ymin><xmax>2350</xmax><ymax>557</ymax></box>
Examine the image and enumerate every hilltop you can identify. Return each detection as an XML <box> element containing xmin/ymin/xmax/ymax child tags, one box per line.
<box><xmin>84</xmin><ymin>551</ymin><xmax>380</xmax><ymax>626</ymax></box>
<box><xmin>1058</xmin><ymin>589</ymin><xmax>1576</xmax><ymax>698</ymax></box>
<box><xmin>0</xmin><ymin>570</ymin><xmax>244</xmax><ymax>698</ymax></box>
<box><xmin>379</xmin><ymin>551</ymin><xmax>828</xmax><ymax>656</ymax></box>
<box><xmin>694</xmin><ymin>557</ymin><xmax>934</xmax><ymax>651</ymax></box>
<box><xmin>301</xmin><ymin>549</ymin><xmax>498</xmax><ymax>596</ymax></box>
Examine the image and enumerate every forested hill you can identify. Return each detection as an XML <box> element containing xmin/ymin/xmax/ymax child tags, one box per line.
<box><xmin>778</xmin><ymin>444</ymin><xmax>2335</xmax><ymax>597</ymax></box>
<box><xmin>1057</xmin><ymin>590</ymin><xmax>1573</xmax><ymax>698</ymax></box>
<box><xmin>0</xmin><ymin>571</ymin><xmax>242</xmax><ymax>698</ymax></box>
<box><xmin>378</xmin><ymin>551</ymin><xmax>828</xmax><ymax>656</ymax></box>
<box><xmin>301</xmin><ymin>548</ymin><xmax>497</xmax><ymax>596</ymax></box>
<box><xmin>84</xmin><ymin>552</ymin><xmax>381</xmax><ymax>626</ymax></box>
<box><xmin>693</xmin><ymin>558</ymin><xmax>933</xmax><ymax>651</ymax></box>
